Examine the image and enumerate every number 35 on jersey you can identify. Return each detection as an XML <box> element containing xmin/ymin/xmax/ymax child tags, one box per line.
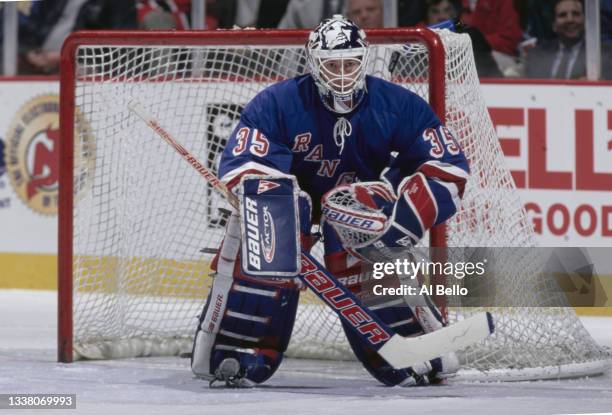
<box><xmin>232</xmin><ymin>127</ymin><xmax>270</xmax><ymax>157</ymax></box>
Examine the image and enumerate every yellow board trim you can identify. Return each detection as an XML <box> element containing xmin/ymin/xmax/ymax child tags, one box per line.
<box><xmin>0</xmin><ymin>252</ymin><xmax>57</xmax><ymax>290</ymax></box>
<box><xmin>574</xmin><ymin>307</ymin><xmax>612</xmax><ymax>317</ymax></box>
<box><xmin>73</xmin><ymin>254</ymin><xmax>213</xmax><ymax>298</ymax></box>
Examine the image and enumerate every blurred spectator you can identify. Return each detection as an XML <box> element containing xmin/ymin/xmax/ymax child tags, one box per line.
<box><xmin>603</xmin><ymin>0</ymin><xmax>612</xmax><ymax>44</ymax></box>
<box><xmin>137</xmin><ymin>0</ymin><xmax>189</xmax><ymax>30</ymax></box>
<box><xmin>236</xmin><ymin>0</ymin><xmax>289</xmax><ymax>28</ymax></box>
<box><xmin>514</xmin><ymin>0</ymin><xmax>529</xmax><ymax>33</ymax></box>
<box><xmin>0</xmin><ymin>2</ymin><xmax>32</xmax><ymax>43</ymax></box>
<box><xmin>527</xmin><ymin>0</ymin><xmax>612</xmax><ymax>45</ymax></box>
<box><xmin>398</xmin><ymin>0</ymin><xmax>427</xmax><ymax>27</ymax></box>
<box><xmin>346</xmin><ymin>0</ymin><xmax>383</xmax><ymax>28</ymax></box>
<box><xmin>525</xmin><ymin>0</ymin><xmax>612</xmax><ymax>79</ymax></box>
<box><xmin>204</xmin><ymin>0</ymin><xmax>289</xmax><ymax>29</ymax></box>
<box><xmin>19</xmin><ymin>0</ymin><xmax>137</xmax><ymax>74</ymax></box>
<box><xmin>425</xmin><ymin>0</ymin><xmax>456</xmax><ymax>23</ymax></box>
<box><xmin>167</xmin><ymin>0</ymin><xmax>230</xmax><ymax>27</ymax></box>
<box><xmin>459</xmin><ymin>0</ymin><xmax>523</xmax><ymax>75</ymax></box>
<box><xmin>174</xmin><ymin>0</ymin><xmax>192</xmax><ymax>15</ymax></box>
<box><xmin>201</xmin><ymin>0</ymin><xmax>291</xmax><ymax>82</ymax></box>
<box><xmin>423</xmin><ymin>0</ymin><xmax>502</xmax><ymax>77</ymax></box>
<box><xmin>277</xmin><ymin>0</ymin><xmax>345</xmax><ymax>29</ymax></box>
<box><xmin>525</xmin><ymin>0</ymin><xmax>556</xmax><ymax>40</ymax></box>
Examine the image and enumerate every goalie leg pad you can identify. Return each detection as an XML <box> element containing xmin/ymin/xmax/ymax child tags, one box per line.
<box><xmin>192</xmin><ymin>199</ymin><xmax>311</xmax><ymax>385</ymax></box>
<box><xmin>192</xmin><ymin>275</ymin><xmax>300</xmax><ymax>384</ymax></box>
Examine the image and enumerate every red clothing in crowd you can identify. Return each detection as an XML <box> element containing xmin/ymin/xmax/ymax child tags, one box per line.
<box><xmin>460</xmin><ymin>0</ymin><xmax>523</xmax><ymax>55</ymax></box>
<box><xmin>172</xmin><ymin>0</ymin><xmax>219</xmax><ymax>29</ymax></box>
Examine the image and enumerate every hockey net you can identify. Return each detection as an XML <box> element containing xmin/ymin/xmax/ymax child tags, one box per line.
<box><xmin>59</xmin><ymin>28</ymin><xmax>610</xmax><ymax>380</ymax></box>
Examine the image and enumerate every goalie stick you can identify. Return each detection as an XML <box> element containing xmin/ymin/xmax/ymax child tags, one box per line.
<box><xmin>128</xmin><ymin>100</ymin><xmax>494</xmax><ymax>370</ymax></box>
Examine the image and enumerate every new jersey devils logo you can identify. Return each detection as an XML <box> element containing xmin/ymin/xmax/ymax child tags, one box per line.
<box><xmin>26</xmin><ymin>124</ymin><xmax>59</xmax><ymax>200</ymax></box>
<box><xmin>5</xmin><ymin>94</ymin><xmax>95</xmax><ymax>215</ymax></box>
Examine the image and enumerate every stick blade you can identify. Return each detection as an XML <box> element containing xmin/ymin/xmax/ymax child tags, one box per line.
<box><xmin>378</xmin><ymin>312</ymin><xmax>494</xmax><ymax>369</ymax></box>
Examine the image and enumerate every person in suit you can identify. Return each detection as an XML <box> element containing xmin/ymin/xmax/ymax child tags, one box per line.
<box><xmin>525</xmin><ymin>0</ymin><xmax>612</xmax><ymax>79</ymax></box>
<box><xmin>346</xmin><ymin>0</ymin><xmax>384</xmax><ymax>28</ymax></box>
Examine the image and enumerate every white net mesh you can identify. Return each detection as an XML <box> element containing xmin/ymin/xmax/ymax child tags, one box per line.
<box><xmin>63</xmin><ymin>29</ymin><xmax>610</xmax><ymax>379</ymax></box>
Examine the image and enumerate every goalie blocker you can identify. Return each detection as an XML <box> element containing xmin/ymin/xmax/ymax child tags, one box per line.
<box><xmin>239</xmin><ymin>175</ymin><xmax>302</xmax><ymax>278</ymax></box>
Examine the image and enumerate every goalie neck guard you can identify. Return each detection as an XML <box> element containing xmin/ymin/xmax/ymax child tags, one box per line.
<box><xmin>306</xmin><ymin>15</ymin><xmax>370</xmax><ymax>114</ymax></box>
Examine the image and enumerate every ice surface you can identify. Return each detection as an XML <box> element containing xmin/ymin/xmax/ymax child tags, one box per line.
<box><xmin>1</xmin><ymin>289</ymin><xmax>611</xmax><ymax>415</ymax></box>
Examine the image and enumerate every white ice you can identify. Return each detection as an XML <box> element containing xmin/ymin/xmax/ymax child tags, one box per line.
<box><xmin>1</xmin><ymin>289</ymin><xmax>611</xmax><ymax>415</ymax></box>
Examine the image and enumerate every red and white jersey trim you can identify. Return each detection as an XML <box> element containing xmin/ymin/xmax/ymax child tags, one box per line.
<box><xmin>417</xmin><ymin>160</ymin><xmax>468</xmax><ymax>198</ymax></box>
<box><xmin>433</xmin><ymin>180</ymin><xmax>461</xmax><ymax>211</ymax></box>
<box><xmin>221</xmin><ymin>161</ymin><xmax>287</xmax><ymax>191</ymax></box>
<box><xmin>398</xmin><ymin>173</ymin><xmax>438</xmax><ymax>232</ymax></box>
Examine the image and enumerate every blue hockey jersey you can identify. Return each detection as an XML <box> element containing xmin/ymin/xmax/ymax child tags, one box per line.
<box><xmin>219</xmin><ymin>74</ymin><xmax>469</xmax><ymax>230</ymax></box>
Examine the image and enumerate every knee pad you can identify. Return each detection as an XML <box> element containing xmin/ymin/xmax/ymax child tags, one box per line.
<box><xmin>192</xmin><ymin>274</ymin><xmax>300</xmax><ymax>384</ymax></box>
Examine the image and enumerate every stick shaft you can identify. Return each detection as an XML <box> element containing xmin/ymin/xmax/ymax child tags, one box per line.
<box><xmin>128</xmin><ymin>101</ymin><xmax>239</xmax><ymax>208</ymax></box>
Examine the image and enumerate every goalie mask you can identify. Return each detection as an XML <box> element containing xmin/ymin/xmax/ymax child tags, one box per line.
<box><xmin>306</xmin><ymin>15</ymin><xmax>370</xmax><ymax>114</ymax></box>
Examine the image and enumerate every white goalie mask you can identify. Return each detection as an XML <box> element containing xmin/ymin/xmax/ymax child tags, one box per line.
<box><xmin>306</xmin><ymin>15</ymin><xmax>370</xmax><ymax>114</ymax></box>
